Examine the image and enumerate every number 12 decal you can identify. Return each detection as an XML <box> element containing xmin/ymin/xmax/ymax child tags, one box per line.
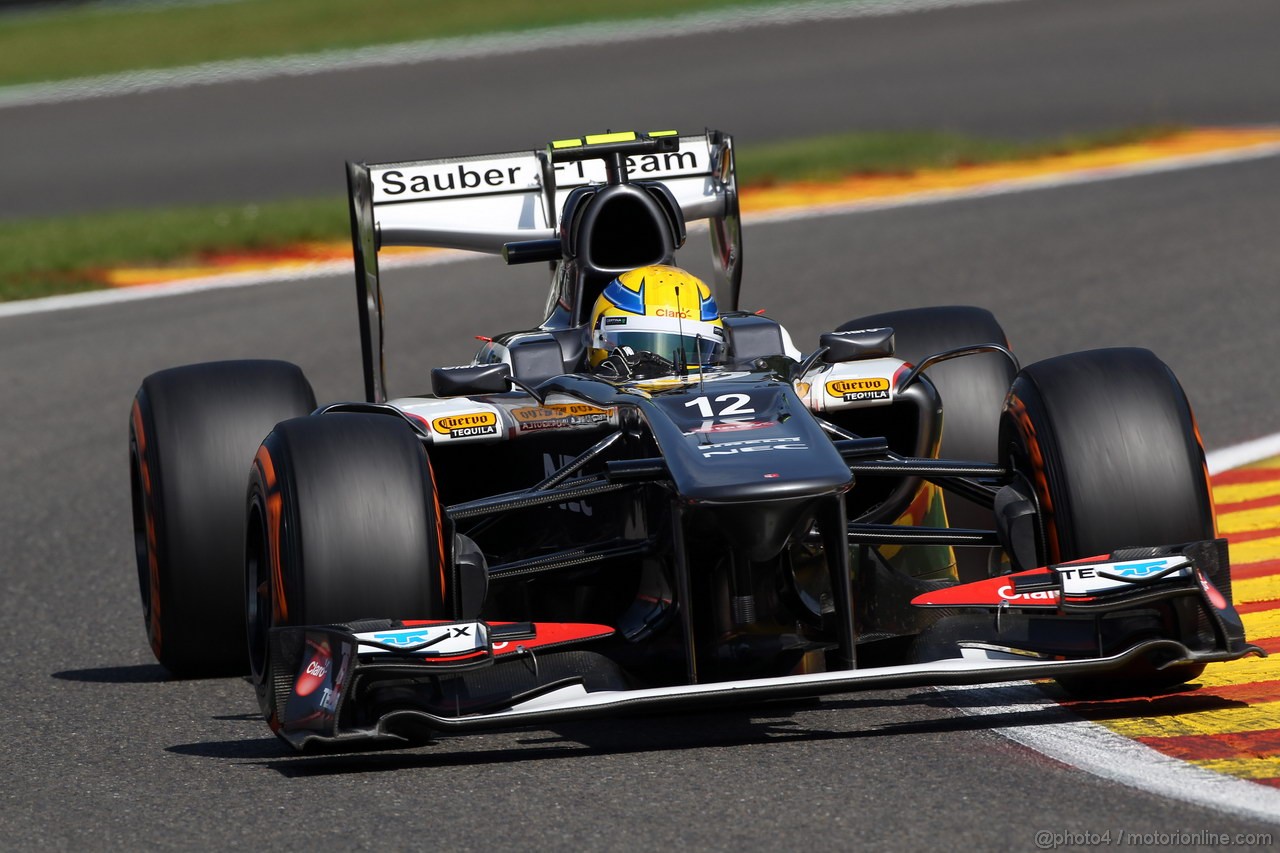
<box><xmin>684</xmin><ymin>394</ymin><xmax>755</xmax><ymax>418</ymax></box>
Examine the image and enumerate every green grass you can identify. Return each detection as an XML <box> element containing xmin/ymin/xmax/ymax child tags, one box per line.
<box><xmin>0</xmin><ymin>0</ymin><xmax>793</xmax><ymax>88</ymax></box>
<box><xmin>0</xmin><ymin>126</ymin><xmax>1179</xmax><ymax>302</ymax></box>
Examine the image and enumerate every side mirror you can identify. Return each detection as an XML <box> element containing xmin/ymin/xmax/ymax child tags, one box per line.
<box><xmin>502</xmin><ymin>239</ymin><xmax>562</xmax><ymax>265</ymax></box>
<box><xmin>820</xmin><ymin>327</ymin><xmax>895</xmax><ymax>363</ymax></box>
<box><xmin>431</xmin><ymin>363</ymin><xmax>512</xmax><ymax>397</ymax></box>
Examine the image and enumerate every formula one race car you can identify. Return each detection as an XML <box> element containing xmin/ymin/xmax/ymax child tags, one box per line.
<box><xmin>129</xmin><ymin>130</ymin><xmax>1259</xmax><ymax>751</ymax></box>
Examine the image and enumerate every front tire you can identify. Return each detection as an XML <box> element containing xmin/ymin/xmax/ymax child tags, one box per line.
<box><xmin>245</xmin><ymin>413</ymin><xmax>448</xmax><ymax>724</ymax></box>
<box><xmin>1000</xmin><ymin>348</ymin><xmax>1215</xmax><ymax>695</ymax></box>
<box><xmin>130</xmin><ymin>360</ymin><xmax>315</xmax><ymax>676</ymax></box>
<box><xmin>1001</xmin><ymin>348</ymin><xmax>1214</xmax><ymax>561</ymax></box>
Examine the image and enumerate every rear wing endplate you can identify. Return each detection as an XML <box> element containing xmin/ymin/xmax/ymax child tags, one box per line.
<box><xmin>346</xmin><ymin>130</ymin><xmax>741</xmax><ymax>403</ymax></box>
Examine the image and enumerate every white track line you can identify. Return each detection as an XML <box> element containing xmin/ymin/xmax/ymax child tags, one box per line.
<box><xmin>0</xmin><ymin>0</ymin><xmax>1030</xmax><ymax>109</ymax></box>
<box><xmin>1207</xmin><ymin>433</ymin><xmax>1280</xmax><ymax>474</ymax></box>
<box><xmin>939</xmin><ymin>682</ymin><xmax>1280</xmax><ymax>825</ymax></box>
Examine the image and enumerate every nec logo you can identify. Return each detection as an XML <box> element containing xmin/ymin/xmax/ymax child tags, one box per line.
<box><xmin>372</xmin><ymin>626</ymin><xmax>472</xmax><ymax>646</ymax></box>
<box><xmin>701</xmin><ymin>436</ymin><xmax>808</xmax><ymax>458</ymax></box>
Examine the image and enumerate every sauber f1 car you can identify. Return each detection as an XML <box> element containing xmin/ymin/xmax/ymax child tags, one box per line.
<box><xmin>129</xmin><ymin>130</ymin><xmax>1261</xmax><ymax>751</ymax></box>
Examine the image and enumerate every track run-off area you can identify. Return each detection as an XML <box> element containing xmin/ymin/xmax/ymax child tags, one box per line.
<box><xmin>5</xmin><ymin>127</ymin><xmax>1279</xmax><ymax>823</ymax></box>
<box><xmin>1104</xmin><ymin>459</ymin><xmax>1280</xmax><ymax>783</ymax></box>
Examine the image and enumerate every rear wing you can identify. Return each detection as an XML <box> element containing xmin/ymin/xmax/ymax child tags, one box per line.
<box><xmin>346</xmin><ymin>130</ymin><xmax>742</xmax><ymax>403</ymax></box>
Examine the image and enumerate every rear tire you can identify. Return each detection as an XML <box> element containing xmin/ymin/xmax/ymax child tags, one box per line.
<box><xmin>1000</xmin><ymin>348</ymin><xmax>1214</xmax><ymax>695</ymax></box>
<box><xmin>245</xmin><ymin>413</ymin><xmax>448</xmax><ymax>723</ymax></box>
<box><xmin>130</xmin><ymin>360</ymin><xmax>316</xmax><ymax>676</ymax></box>
<box><xmin>839</xmin><ymin>306</ymin><xmax>1015</xmax><ymax>580</ymax></box>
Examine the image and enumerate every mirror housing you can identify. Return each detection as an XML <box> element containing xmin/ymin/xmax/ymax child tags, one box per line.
<box><xmin>432</xmin><ymin>363</ymin><xmax>512</xmax><ymax>397</ymax></box>
<box><xmin>820</xmin><ymin>327</ymin><xmax>895</xmax><ymax>363</ymax></box>
<box><xmin>502</xmin><ymin>239</ymin><xmax>562</xmax><ymax>265</ymax></box>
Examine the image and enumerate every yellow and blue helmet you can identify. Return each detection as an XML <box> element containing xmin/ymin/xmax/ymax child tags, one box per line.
<box><xmin>589</xmin><ymin>265</ymin><xmax>725</xmax><ymax>368</ymax></box>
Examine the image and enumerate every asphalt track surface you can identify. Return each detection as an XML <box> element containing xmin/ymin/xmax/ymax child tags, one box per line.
<box><xmin>4</xmin><ymin>0</ymin><xmax>1280</xmax><ymax>219</ymax></box>
<box><xmin>4</xmin><ymin>153</ymin><xmax>1280</xmax><ymax>848</ymax></box>
<box><xmin>4</xmin><ymin>1</ymin><xmax>1280</xmax><ymax>850</ymax></box>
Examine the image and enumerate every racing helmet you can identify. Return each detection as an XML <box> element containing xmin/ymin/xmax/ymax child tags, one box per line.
<box><xmin>588</xmin><ymin>265</ymin><xmax>725</xmax><ymax>368</ymax></box>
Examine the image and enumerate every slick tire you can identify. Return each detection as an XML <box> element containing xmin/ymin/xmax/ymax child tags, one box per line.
<box><xmin>246</xmin><ymin>413</ymin><xmax>447</xmax><ymax>724</ymax></box>
<box><xmin>1000</xmin><ymin>347</ymin><xmax>1215</xmax><ymax>696</ymax></box>
<box><xmin>130</xmin><ymin>360</ymin><xmax>316</xmax><ymax>676</ymax></box>
<box><xmin>839</xmin><ymin>306</ymin><xmax>1015</xmax><ymax>581</ymax></box>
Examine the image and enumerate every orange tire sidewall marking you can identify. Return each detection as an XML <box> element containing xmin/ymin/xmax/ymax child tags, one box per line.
<box><xmin>252</xmin><ymin>445</ymin><xmax>284</xmax><ymax>736</ymax></box>
<box><xmin>131</xmin><ymin>399</ymin><xmax>163</xmax><ymax>656</ymax></box>
<box><xmin>253</xmin><ymin>444</ymin><xmax>287</xmax><ymax>624</ymax></box>
<box><xmin>1006</xmin><ymin>392</ymin><xmax>1060</xmax><ymax>562</ymax></box>
<box><xmin>1190</xmin><ymin>410</ymin><xmax>1219</xmax><ymax>537</ymax></box>
<box><xmin>425</xmin><ymin>451</ymin><xmax>447</xmax><ymax>609</ymax></box>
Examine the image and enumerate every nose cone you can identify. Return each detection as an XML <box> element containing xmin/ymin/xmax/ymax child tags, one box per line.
<box><xmin>650</xmin><ymin>384</ymin><xmax>852</xmax><ymax>506</ymax></box>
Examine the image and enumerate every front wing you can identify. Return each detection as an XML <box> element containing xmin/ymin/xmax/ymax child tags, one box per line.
<box><xmin>272</xmin><ymin>636</ymin><xmax>1248</xmax><ymax>751</ymax></box>
<box><xmin>268</xmin><ymin>617</ymin><xmax>1259</xmax><ymax>753</ymax></box>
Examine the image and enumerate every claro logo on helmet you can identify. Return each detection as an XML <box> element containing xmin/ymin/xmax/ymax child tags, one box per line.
<box><xmin>826</xmin><ymin>377</ymin><xmax>891</xmax><ymax>402</ymax></box>
<box><xmin>432</xmin><ymin>412</ymin><xmax>499</xmax><ymax>438</ymax></box>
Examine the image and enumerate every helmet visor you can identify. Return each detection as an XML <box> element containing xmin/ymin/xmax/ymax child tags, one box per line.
<box><xmin>605</xmin><ymin>331</ymin><xmax>725</xmax><ymax>366</ymax></box>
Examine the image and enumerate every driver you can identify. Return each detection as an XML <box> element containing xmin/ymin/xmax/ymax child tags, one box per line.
<box><xmin>588</xmin><ymin>265</ymin><xmax>726</xmax><ymax>378</ymax></box>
